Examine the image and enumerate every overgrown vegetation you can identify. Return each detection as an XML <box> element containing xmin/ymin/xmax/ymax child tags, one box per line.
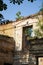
<box><xmin>34</xmin><ymin>14</ymin><xmax>43</xmax><ymax>38</ymax></box>
<box><xmin>16</xmin><ymin>11</ymin><xmax>23</xmax><ymax>20</ymax></box>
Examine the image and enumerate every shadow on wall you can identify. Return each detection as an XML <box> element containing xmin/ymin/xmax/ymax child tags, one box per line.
<box><xmin>0</xmin><ymin>35</ymin><xmax>15</xmax><ymax>65</ymax></box>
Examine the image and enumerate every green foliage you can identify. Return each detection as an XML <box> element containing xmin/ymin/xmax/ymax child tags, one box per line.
<box><xmin>24</xmin><ymin>27</ymin><xmax>32</xmax><ymax>37</ymax></box>
<box><xmin>34</xmin><ymin>29</ymin><xmax>43</xmax><ymax>37</ymax></box>
<box><xmin>0</xmin><ymin>0</ymin><xmax>35</xmax><ymax>20</ymax></box>
<box><xmin>16</xmin><ymin>11</ymin><xmax>23</xmax><ymax>20</ymax></box>
<box><xmin>10</xmin><ymin>0</ymin><xmax>24</xmax><ymax>5</ymax></box>
<box><xmin>0</xmin><ymin>0</ymin><xmax>7</xmax><ymax>11</ymax></box>
<box><xmin>0</xmin><ymin>0</ymin><xmax>7</xmax><ymax>20</ymax></box>
<box><xmin>34</xmin><ymin>17</ymin><xmax>43</xmax><ymax>38</ymax></box>
<box><xmin>0</xmin><ymin>0</ymin><xmax>35</xmax><ymax>11</ymax></box>
<box><xmin>0</xmin><ymin>14</ymin><xmax>4</xmax><ymax>21</ymax></box>
<box><xmin>16</xmin><ymin>11</ymin><xmax>21</xmax><ymax>16</ymax></box>
<box><xmin>0</xmin><ymin>14</ymin><xmax>4</xmax><ymax>19</ymax></box>
<box><xmin>10</xmin><ymin>0</ymin><xmax>34</xmax><ymax>5</ymax></box>
<box><xmin>40</xmin><ymin>7</ymin><xmax>43</xmax><ymax>11</ymax></box>
<box><xmin>28</xmin><ymin>0</ymin><xmax>34</xmax><ymax>2</ymax></box>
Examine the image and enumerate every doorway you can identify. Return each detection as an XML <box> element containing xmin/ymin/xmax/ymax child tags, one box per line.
<box><xmin>22</xmin><ymin>25</ymin><xmax>33</xmax><ymax>49</ymax></box>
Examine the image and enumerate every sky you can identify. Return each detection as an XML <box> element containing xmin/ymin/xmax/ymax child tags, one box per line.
<box><xmin>0</xmin><ymin>0</ymin><xmax>42</xmax><ymax>21</ymax></box>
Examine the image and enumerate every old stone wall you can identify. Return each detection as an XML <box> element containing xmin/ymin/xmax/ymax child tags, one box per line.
<box><xmin>0</xmin><ymin>35</ymin><xmax>15</xmax><ymax>65</ymax></box>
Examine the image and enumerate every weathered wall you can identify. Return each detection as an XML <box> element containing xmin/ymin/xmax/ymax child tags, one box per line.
<box><xmin>0</xmin><ymin>35</ymin><xmax>15</xmax><ymax>65</ymax></box>
<box><xmin>14</xmin><ymin>14</ymin><xmax>42</xmax><ymax>51</ymax></box>
<box><xmin>0</xmin><ymin>23</ymin><xmax>15</xmax><ymax>38</ymax></box>
<box><xmin>0</xmin><ymin>14</ymin><xmax>42</xmax><ymax>51</ymax></box>
<box><xmin>14</xmin><ymin>18</ymin><xmax>38</xmax><ymax>51</ymax></box>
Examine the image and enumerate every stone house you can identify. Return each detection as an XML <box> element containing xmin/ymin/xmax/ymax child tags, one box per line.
<box><xmin>0</xmin><ymin>10</ymin><xmax>43</xmax><ymax>65</ymax></box>
<box><xmin>0</xmin><ymin>11</ymin><xmax>42</xmax><ymax>51</ymax></box>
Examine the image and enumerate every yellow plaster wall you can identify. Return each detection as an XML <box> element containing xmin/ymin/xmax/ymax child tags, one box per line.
<box><xmin>0</xmin><ymin>23</ymin><xmax>15</xmax><ymax>38</ymax></box>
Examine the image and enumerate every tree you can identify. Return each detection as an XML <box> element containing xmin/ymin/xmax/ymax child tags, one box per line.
<box><xmin>0</xmin><ymin>0</ymin><xmax>35</xmax><ymax>11</ymax></box>
<box><xmin>0</xmin><ymin>0</ymin><xmax>7</xmax><ymax>21</ymax></box>
<box><xmin>9</xmin><ymin>0</ymin><xmax>34</xmax><ymax>5</ymax></box>
<box><xmin>0</xmin><ymin>0</ymin><xmax>7</xmax><ymax>11</ymax></box>
<box><xmin>16</xmin><ymin>11</ymin><xmax>23</xmax><ymax>20</ymax></box>
<box><xmin>0</xmin><ymin>14</ymin><xmax>4</xmax><ymax>19</ymax></box>
<box><xmin>0</xmin><ymin>0</ymin><xmax>35</xmax><ymax>20</ymax></box>
<box><xmin>0</xmin><ymin>14</ymin><xmax>4</xmax><ymax>22</ymax></box>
